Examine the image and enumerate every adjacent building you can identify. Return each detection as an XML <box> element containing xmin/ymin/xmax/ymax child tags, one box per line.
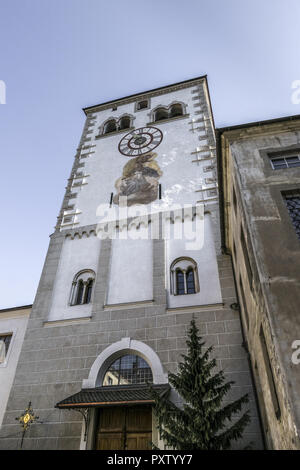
<box><xmin>217</xmin><ymin>115</ymin><xmax>300</xmax><ymax>449</ymax></box>
<box><xmin>0</xmin><ymin>305</ymin><xmax>31</xmax><ymax>428</ymax></box>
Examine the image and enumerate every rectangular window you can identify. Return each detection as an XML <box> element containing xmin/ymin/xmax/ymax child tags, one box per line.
<box><xmin>239</xmin><ymin>276</ymin><xmax>249</xmax><ymax>329</ymax></box>
<box><xmin>282</xmin><ymin>190</ymin><xmax>300</xmax><ymax>240</ymax></box>
<box><xmin>205</xmin><ymin>177</ymin><xmax>216</xmax><ymax>184</ymax></box>
<box><xmin>0</xmin><ymin>334</ymin><xmax>12</xmax><ymax>363</ymax></box>
<box><xmin>240</xmin><ymin>226</ymin><xmax>253</xmax><ymax>288</ymax></box>
<box><xmin>203</xmin><ymin>165</ymin><xmax>215</xmax><ymax>173</ymax></box>
<box><xmin>270</xmin><ymin>154</ymin><xmax>300</xmax><ymax>170</ymax></box>
<box><xmin>72</xmin><ymin>178</ymin><xmax>83</xmax><ymax>187</ymax></box>
<box><xmin>63</xmin><ymin>204</ymin><xmax>74</xmax><ymax>211</ymax></box>
<box><xmin>135</xmin><ymin>99</ymin><xmax>149</xmax><ymax>111</ymax></box>
<box><xmin>232</xmin><ymin>185</ymin><xmax>237</xmax><ymax>214</ymax></box>
<box><xmin>259</xmin><ymin>326</ymin><xmax>281</xmax><ymax>420</ymax></box>
<box><xmin>62</xmin><ymin>215</ymin><xmax>75</xmax><ymax>224</ymax></box>
<box><xmin>207</xmin><ymin>188</ymin><xmax>217</xmax><ymax>197</ymax></box>
<box><xmin>232</xmin><ymin>240</ymin><xmax>237</xmax><ymax>260</ymax></box>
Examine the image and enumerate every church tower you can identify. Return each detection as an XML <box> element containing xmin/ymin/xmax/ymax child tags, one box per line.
<box><xmin>0</xmin><ymin>77</ymin><xmax>263</xmax><ymax>450</ymax></box>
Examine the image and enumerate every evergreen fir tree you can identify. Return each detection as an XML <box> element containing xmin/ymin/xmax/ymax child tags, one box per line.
<box><xmin>151</xmin><ymin>319</ymin><xmax>250</xmax><ymax>450</ymax></box>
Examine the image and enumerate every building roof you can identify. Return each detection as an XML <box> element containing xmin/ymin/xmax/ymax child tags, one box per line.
<box><xmin>82</xmin><ymin>75</ymin><xmax>208</xmax><ymax>115</ymax></box>
<box><xmin>55</xmin><ymin>384</ymin><xmax>170</xmax><ymax>409</ymax></box>
<box><xmin>0</xmin><ymin>304</ymin><xmax>32</xmax><ymax>313</ymax></box>
<box><xmin>216</xmin><ymin>113</ymin><xmax>300</xmax><ymax>134</ymax></box>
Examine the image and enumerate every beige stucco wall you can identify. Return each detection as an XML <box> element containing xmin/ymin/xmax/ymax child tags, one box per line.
<box><xmin>220</xmin><ymin>121</ymin><xmax>300</xmax><ymax>449</ymax></box>
<box><xmin>0</xmin><ymin>306</ymin><xmax>30</xmax><ymax>428</ymax></box>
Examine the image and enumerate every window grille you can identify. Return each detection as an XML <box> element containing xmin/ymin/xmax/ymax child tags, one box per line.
<box><xmin>283</xmin><ymin>191</ymin><xmax>300</xmax><ymax>240</ymax></box>
<box><xmin>103</xmin><ymin>355</ymin><xmax>153</xmax><ymax>386</ymax></box>
<box><xmin>270</xmin><ymin>154</ymin><xmax>300</xmax><ymax>170</ymax></box>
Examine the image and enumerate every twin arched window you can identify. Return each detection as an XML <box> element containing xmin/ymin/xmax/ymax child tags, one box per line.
<box><xmin>70</xmin><ymin>270</ymin><xmax>95</xmax><ymax>306</ymax></box>
<box><xmin>153</xmin><ymin>102</ymin><xmax>185</xmax><ymax>122</ymax></box>
<box><xmin>170</xmin><ymin>258</ymin><xmax>199</xmax><ymax>295</ymax></box>
<box><xmin>102</xmin><ymin>115</ymin><xmax>133</xmax><ymax>135</ymax></box>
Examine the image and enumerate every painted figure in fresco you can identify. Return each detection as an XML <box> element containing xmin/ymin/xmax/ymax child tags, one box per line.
<box><xmin>113</xmin><ymin>152</ymin><xmax>162</xmax><ymax>206</ymax></box>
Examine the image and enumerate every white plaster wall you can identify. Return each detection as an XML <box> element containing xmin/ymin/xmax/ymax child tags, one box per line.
<box><xmin>106</xmin><ymin>226</ymin><xmax>153</xmax><ymax>305</ymax></box>
<box><xmin>166</xmin><ymin>213</ymin><xmax>222</xmax><ymax>308</ymax></box>
<box><xmin>48</xmin><ymin>235</ymin><xmax>101</xmax><ymax>321</ymax></box>
<box><xmin>0</xmin><ymin>311</ymin><xmax>29</xmax><ymax>427</ymax></box>
<box><xmin>63</xmin><ymin>83</ymin><xmax>215</xmax><ymax>229</ymax></box>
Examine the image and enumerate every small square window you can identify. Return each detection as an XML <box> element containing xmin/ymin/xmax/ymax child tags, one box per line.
<box><xmin>207</xmin><ymin>188</ymin><xmax>217</xmax><ymax>197</ymax></box>
<box><xmin>136</xmin><ymin>99</ymin><xmax>149</xmax><ymax>111</ymax></box>
<box><xmin>0</xmin><ymin>334</ymin><xmax>12</xmax><ymax>363</ymax></box>
<box><xmin>73</xmin><ymin>179</ymin><xmax>83</xmax><ymax>187</ymax></box>
<box><xmin>203</xmin><ymin>165</ymin><xmax>214</xmax><ymax>173</ymax></box>
<box><xmin>62</xmin><ymin>215</ymin><xmax>74</xmax><ymax>224</ymax></box>
<box><xmin>64</xmin><ymin>204</ymin><xmax>74</xmax><ymax>211</ymax></box>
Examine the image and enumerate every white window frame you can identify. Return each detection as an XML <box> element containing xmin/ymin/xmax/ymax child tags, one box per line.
<box><xmin>170</xmin><ymin>257</ymin><xmax>199</xmax><ymax>295</ymax></box>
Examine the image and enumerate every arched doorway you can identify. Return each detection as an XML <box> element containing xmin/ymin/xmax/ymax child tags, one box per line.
<box><xmin>55</xmin><ymin>339</ymin><xmax>169</xmax><ymax>450</ymax></box>
<box><xmin>96</xmin><ymin>353</ymin><xmax>154</xmax><ymax>450</ymax></box>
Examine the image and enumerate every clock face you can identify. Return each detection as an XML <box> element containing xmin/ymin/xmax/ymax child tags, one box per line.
<box><xmin>118</xmin><ymin>126</ymin><xmax>163</xmax><ymax>156</ymax></box>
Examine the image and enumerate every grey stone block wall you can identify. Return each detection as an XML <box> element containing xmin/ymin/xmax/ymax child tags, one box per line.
<box><xmin>0</xmin><ymin>220</ymin><xmax>263</xmax><ymax>449</ymax></box>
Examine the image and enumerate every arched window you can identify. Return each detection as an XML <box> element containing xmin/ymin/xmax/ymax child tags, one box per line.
<box><xmin>119</xmin><ymin>116</ymin><xmax>131</xmax><ymax>130</ymax></box>
<box><xmin>170</xmin><ymin>257</ymin><xmax>199</xmax><ymax>295</ymax></box>
<box><xmin>154</xmin><ymin>107</ymin><xmax>168</xmax><ymax>122</ymax></box>
<box><xmin>103</xmin><ymin>354</ymin><xmax>153</xmax><ymax>386</ymax></box>
<box><xmin>70</xmin><ymin>269</ymin><xmax>95</xmax><ymax>306</ymax></box>
<box><xmin>169</xmin><ymin>103</ymin><xmax>183</xmax><ymax>118</ymax></box>
<box><xmin>104</xmin><ymin>119</ymin><xmax>117</xmax><ymax>134</ymax></box>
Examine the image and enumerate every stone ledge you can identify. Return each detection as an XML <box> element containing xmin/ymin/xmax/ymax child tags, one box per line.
<box><xmin>166</xmin><ymin>302</ymin><xmax>224</xmax><ymax>313</ymax></box>
<box><xmin>147</xmin><ymin>114</ymin><xmax>190</xmax><ymax>126</ymax></box>
<box><xmin>104</xmin><ymin>300</ymin><xmax>154</xmax><ymax>311</ymax></box>
<box><xmin>43</xmin><ymin>317</ymin><xmax>92</xmax><ymax>328</ymax></box>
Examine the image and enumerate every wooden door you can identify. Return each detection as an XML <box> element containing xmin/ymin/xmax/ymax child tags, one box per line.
<box><xmin>96</xmin><ymin>406</ymin><xmax>152</xmax><ymax>450</ymax></box>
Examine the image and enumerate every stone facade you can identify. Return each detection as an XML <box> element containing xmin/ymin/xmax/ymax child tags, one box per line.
<box><xmin>0</xmin><ymin>77</ymin><xmax>263</xmax><ymax>450</ymax></box>
<box><xmin>217</xmin><ymin>116</ymin><xmax>300</xmax><ymax>449</ymax></box>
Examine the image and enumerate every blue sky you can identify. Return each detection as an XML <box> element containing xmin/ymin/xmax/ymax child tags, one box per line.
<box><xmin>0</xmin><ymin>0</ymin><xmax>300</xmax><ymax>308</ymax></box>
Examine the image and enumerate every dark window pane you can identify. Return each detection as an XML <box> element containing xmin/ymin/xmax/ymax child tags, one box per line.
<box><xmin>176</xmin><ymin>270</ymin><xmax>185</xmax><ymax>294</ymax></box>
<box><xmin>170</xmin><ymin>104</ymin><xmax>183</xmax><ymax>118</ymax></box>
<box><xmin>119</xmin><ymin>117</ymin><xmax>131</xmax><ymax>130</ymax></box>
<box><xmin>273</xmin><ymin>164</ymin><xmax>287</xmax><ymax>170</ymax></box>
<box><xmin>0</xmin><ymin>334</ymin><xmax>12</xmax><ymax>360</ymax></box>
<box><xmin>186</xmin><ymin>269</ymin><xmax>195</xmax><ymax>294</ymax></box>
<box><xmin>271</xmin><ymin>159</ymin><xmax>286</xmax><ymax>169</ymax></box>
<box><xmin>104</xmin><ymin>120</ymin><xmax>117</xmax><ymax>134</ymax></box>
<box><xmin>137</xmin><ymin>100</ymin><xmax>148</xmax><ymax>110</ymax></box>
<box><xmin>84</xmin><ymin>280</ymin><xmax>93</xmax><ymax>304</ymax></box>
<box><xmin>103</xmin><ymin>354</ymin><xmax>153</xmax><ymax>386</ymax></box>
<box><xmin>155</xmin><ymin>108</ymin><xmax>168</xmax><ymax>121</ymax></box>
<box><xmin>288</xmin><ymin>161</ymin><xmax>300</xmax><ymax>168</ymax></box>
<box><xmin>76</xmin><ymin>281</ymin><xmax>84</xmax><ymax>304</ymax></box>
